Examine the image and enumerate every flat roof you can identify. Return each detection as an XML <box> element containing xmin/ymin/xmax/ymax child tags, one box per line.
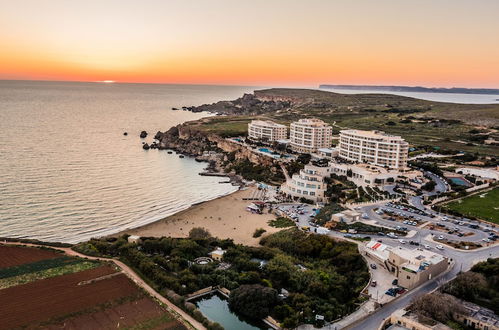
<box><xmin>340</xmin><ymin>129</ymin><xmax>406</xmax><ymax>141</ymax></box>
<box><xmin>250</xmin><ymin>120</ymin><xmax>286</xmax><ymax>128</ymax></box>
<box><xmin>392</xmin><ymin>247</ymin><xmax>445</xmax><ymax>269</ymax></box>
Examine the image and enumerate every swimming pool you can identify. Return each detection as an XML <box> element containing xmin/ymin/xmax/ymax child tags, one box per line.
<box><xmin>449</xmin><ymin>177</ymin><xmax>472</xmax><ymax>187</ymax></box>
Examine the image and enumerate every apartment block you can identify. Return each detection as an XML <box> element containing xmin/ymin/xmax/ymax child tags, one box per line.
<box><xmin>339</xmin><ymin>130</ymin><xmax>409</xmax><ymax>169</ymax></box>
<box><xmin>290</xmin><ymin>118</ymin><xmax>332</xmax><ymax>153</ymax></box>
<box><xmin>248</xmin><ymin>120</ymin><xmax>287</xmax><ymax>142</ymax></box>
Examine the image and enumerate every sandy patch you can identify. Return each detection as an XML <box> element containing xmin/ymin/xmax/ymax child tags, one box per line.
<box><xmin>118</xmin><ymin>186</ymin><xmax>282</xmax><ymax>246</ymax></box>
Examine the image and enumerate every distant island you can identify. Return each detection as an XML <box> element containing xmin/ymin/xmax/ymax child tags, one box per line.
<box><xmin>319</xmin><ymin>84</ymin><xmax>499</xmax><ymax>95</ymax></box>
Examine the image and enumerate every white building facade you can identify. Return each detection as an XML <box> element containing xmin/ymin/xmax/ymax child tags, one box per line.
<box><xmin>281</xmin><ymin>164</ymin><xmax>331</xmax><ymax>202</ymax></box>
<box><xmin>290</xmin><ymin>118</ymin><xmax>332</xmax><ymax>153</ymax></box>
<box><xmin>248</xmin><ymin>120</ymin><xmax>287</xmax><ymax>142</ymax></box>
<box><xmin>339</xmin><ymin>130</ymin><xmax>409</xmax><ymax>169</ymax></box>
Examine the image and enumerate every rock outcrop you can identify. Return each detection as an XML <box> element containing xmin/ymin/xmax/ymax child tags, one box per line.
<box><xmin>154</xmin><ymin>124</ymin><xmax>274</xmax><ymax>168</ymax></box>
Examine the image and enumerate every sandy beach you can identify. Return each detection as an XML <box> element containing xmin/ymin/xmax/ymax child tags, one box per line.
<box><xmin>119</xmin><ymin>186</ymin><xmax>282</xmax><ymax>246</ymax></box>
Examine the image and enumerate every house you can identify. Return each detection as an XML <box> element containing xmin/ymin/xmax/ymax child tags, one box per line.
<box><xmin>385</xmin><ymin>308</ymin><xmax>452</xmax><ymax>330</ymax></box>
<box><xmin>127</xmin><ymin>235</ymin><xmax>142</xmax><ymax>244</ymax></box>
<box><xmin>387</xmin><ymin>246</ymin><xmax>448</xmax><ymax>289</ymax></box>
<box><xmin>365</xmin><ymin>241</ymin><xmax>448</xmax><ymax>289</ymax></box>
<box><xmin>210</xmin><ymin>247</ymin><xmax>226</xmax><ymax>261</ymax></box>
<box><xmin>331</xmin><ymin>210</ymin><xmax>361</xmax><ymax>224</ymax></box>
<box><xmin>454</xmin><ymin>300</ymin><xmax>499</xmax><ymax>330</ymax></box>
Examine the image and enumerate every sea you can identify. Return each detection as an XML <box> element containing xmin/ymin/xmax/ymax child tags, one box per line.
<box><xmin>319</xmin><ymin>87</ymin><xmax>499</xmax><ymax>104</ymax></box>
<box><xmin>0</xmin><ymin>80</ymin><xmax>256</xmax><ymax>243</ymax></box>
<box><xmin>1</xmin><ymin>81</ymin><xmax>497</xmax><ymax>243</ymax></box>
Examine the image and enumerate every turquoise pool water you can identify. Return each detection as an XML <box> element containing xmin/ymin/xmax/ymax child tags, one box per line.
<box><xmin>449</xmin><ymin>177</ymin><xmax>472</xmax><ymax>187</ymax></box>
<box><xmin>258</xmin><ymin>148</ymin><xmax>277</xmax><ymax>154</ymax></box>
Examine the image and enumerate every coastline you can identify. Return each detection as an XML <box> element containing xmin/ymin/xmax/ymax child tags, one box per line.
<box><xmin>114</xmin><ymin>185</ymin><xmax>282</xmax><ymax>246</ymax></box>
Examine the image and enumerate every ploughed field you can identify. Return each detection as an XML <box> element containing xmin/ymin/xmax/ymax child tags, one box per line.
<box><xmin>0</xmin><ymin>245</ymin><xmax>185</xmax><ymax>330</ymax></box>
<box><xmin>0</xmin><ymin>245</ymin><xmax>61</xmax><ymax>268</ymax></box>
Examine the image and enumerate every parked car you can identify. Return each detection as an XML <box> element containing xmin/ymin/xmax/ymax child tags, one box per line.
<box><xmin>399</xmin><ymin>239</ymin><xmax>406</xmax><ymax>244</ymax></box>
<box><xmin>395</xmin><ymin>287</ymin><xmax>407</xmax><ymax>294</ymax></box>
<box><xmin>424</xmin><ymin>244</ymin><xmax>431</xmax><ymax>249</ymax></box>
<box><xmin>392</xmin><ymin>279</ymin><xmax>398</xmax><ymax>285</ymax></box>
<box><xmin>371</xmin><ymin>280</ymin><xmax>377</xmax><ymax>287</ymax></box>
<box><xmin>385</xmin><ymin>288</ymin><xmax>396</xmax><ymax>297</ymax></box>
<box><xmin>370</xmin><ymin>264</ymin><xmax>377</xmax><ymax>269</ymax></box>
<box><xmin>438</xmin><ymin>235</ymin><xmax>444</xmax><ymax>240</ymax></box>
<box><xmin>436</xmin><ymin>245</ymin><xmax>444</xmax><ymax>250</ymax></box>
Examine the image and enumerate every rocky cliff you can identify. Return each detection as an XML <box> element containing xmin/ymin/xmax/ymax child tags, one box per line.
<box><xmin>154</xmin><ymin>125</ymin><xmax>275</xmax><ymax>167</ymax></box>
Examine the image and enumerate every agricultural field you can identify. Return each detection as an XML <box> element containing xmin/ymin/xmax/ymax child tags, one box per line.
<box><xmin>0</xmin><ymin>244</ymin><xmax>61</xmax><ymax>268</ymax></box>
<box><xmin>445</xmin><ymin>187</ymin><xmax>499</xmax><ymax>224</ymax></box>
<box><xmin>0</xmin><ymin>245</ymin><xmax>186</xmax><ymax>330</ymax></box>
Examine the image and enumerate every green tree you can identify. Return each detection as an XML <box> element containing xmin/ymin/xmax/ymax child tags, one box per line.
<box><xmin>229</xmin><ymin>284</ymin><xmax>278</xmax><ymax>319</ymax></box>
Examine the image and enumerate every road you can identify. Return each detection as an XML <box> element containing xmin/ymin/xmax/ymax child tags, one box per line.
<box><xmin>2</xmin><ymin>241</ymin><xmax>205</xmax><ymax>330</ymax></box>
<box><xmin>347</xmin><ymin>244</ymin><xmax>499</xmax><ymax>330</ymax></box>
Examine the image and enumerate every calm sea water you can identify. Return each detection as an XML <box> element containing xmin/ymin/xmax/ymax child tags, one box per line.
<box><xmin>320</xmin><ymin>87</ymin><xmax>499</xmax><ymax>104</ymax></box>
<box><xmin>1</xmin><ymin>81</ymin><xmax>494</xmax><ymax>243</ymax></box>
<box><xmin>0</xmin><ymin>80</ymin><xmax>256</xmax><ymax>243</ymax></box>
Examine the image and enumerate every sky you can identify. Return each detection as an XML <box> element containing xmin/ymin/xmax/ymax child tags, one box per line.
<box><xmin>1</xmin><ymin>0</ymin><xmax>498</xmax><ymax>87</ymax></box>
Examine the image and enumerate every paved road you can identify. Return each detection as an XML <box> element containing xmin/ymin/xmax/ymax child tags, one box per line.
<box><xmin>2</xmin><ymin>242</ymin><xmax>205</xmax><ymax>330</ymax></box>
<box><xmin>424</xmin><ymin>171</ymin><xmax>449</xmax><ymax>196</ymax></box>
<box><xmin>347</xmin><ymin>244</ymin><xmax>499</xmax><ymax>330</ymax></box>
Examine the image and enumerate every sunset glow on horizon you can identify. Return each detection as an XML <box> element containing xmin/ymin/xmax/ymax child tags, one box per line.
<box><xmin>1</xmin><ymin>0</ymin><xmax>499</xmax><ymax>88</ymax></box>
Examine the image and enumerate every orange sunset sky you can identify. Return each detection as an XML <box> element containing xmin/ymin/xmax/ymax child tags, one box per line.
<box><xmin>1</xmin><ymin>0</ymin><xmax>498</xmax><ymax>87</ymax></box>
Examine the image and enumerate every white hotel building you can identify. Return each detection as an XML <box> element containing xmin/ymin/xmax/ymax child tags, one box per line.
<box><xmin>248</xmin><ymin>120</ymin><xmax>287</xmax><ymax>142</ymax></box>
<box><xmin>289</xmin><ymin>118</ymin><xmax>332</xmax><ymax>153</ymax></box>
<box><xmin>338</xmin><ymin>130</ymin><xmax>409</xmax><ymax>169</ymax></box>
<box><xmin>281</xmin><ymin>163</ymin><xmax>331</xmax><ymax>202</ymax></box>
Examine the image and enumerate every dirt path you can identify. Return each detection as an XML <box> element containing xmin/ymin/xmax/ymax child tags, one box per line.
<box><xmin>1</xmin><ymin>241</ymin><xmax>206</xmax><ymax>330</ymax></box>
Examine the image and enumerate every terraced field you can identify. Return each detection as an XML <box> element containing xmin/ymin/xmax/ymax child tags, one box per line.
<box><xmin>0</xmin><ymin>245</ymin><xmax>186</xmax><ymax>330</ymax></box>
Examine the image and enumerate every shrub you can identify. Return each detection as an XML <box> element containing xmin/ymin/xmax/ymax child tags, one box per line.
<box><xmin>253</xmin><ymin>228</ymin><xmax>267</xmax><ymax>238</ymax></box>
<box><xmin>268</xmin><ymin>217</ymin><xmax>295</xmax><ymax>228</ymax></box>
<box><xmin>189</xmin><ymin>227</ymin><xmax>212</xmax><ymax>240</ymax></box>
<box><xmin>229</xmin><ymin>284</ymin><xmax>278</xmax><ymax>319</ymax></box>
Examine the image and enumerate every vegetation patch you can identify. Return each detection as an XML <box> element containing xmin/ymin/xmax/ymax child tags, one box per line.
<box><xmin>445</xmin><ymin>188</ymin><xmax>499</xmax><ymax>224</ymax></box>
<box><xmin>226</xmin><ymin>158</ymin><xmax>284</xmax><ymax>183</ymax></box>
<box><xmin>0</xmin><ymin>260</ymin><xmax>100</xmax><ymax>289</ymax></box>
<box><xmin>442</xmin><ymin>258</ymin><xmax>499</xmax><ymax>314</ymax></box>
<box><xmin>74</xmin><ymin>230</ymin><xmax>368</xmax><ymax>328</ymax></box>
<box><xmin>0</xmin><ymin>256</ymin><xmax>90</xmax><ymax>279</ymax></box>
<box><xmin>314</xmin><ymin>203</ymin><xmax>345</xmax><ymax>226</ymax></box>
<box><xmin>268</xmin><ymin>217</ymin><xmax>295</xmax><ymax>228</ymax></box>
<box><xmin>253</xmin><ymin>228</ymin><xmax>267</xmax><ymax>238</ymax></box>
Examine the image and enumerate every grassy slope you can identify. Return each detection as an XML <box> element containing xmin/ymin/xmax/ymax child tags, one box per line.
<box><xmin>445</xmin><ymin>188</ymin><xmax>499</xmax><ymax>224</ymax></box>
<box><xmin>188</xmin><ymin>88</ymin><xmax>499</xmax><ymax>156</ymax></box>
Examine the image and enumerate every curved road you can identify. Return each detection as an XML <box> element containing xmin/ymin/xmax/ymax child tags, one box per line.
<box><xmin>2</xmin><ymin>242</ymin><xmax>205</xmax><ymax>330</ymax></box>
<box><xmin>347</xmin><ymin>244</ymin><xmax>499</xmax><ymax>330</ymax></box>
